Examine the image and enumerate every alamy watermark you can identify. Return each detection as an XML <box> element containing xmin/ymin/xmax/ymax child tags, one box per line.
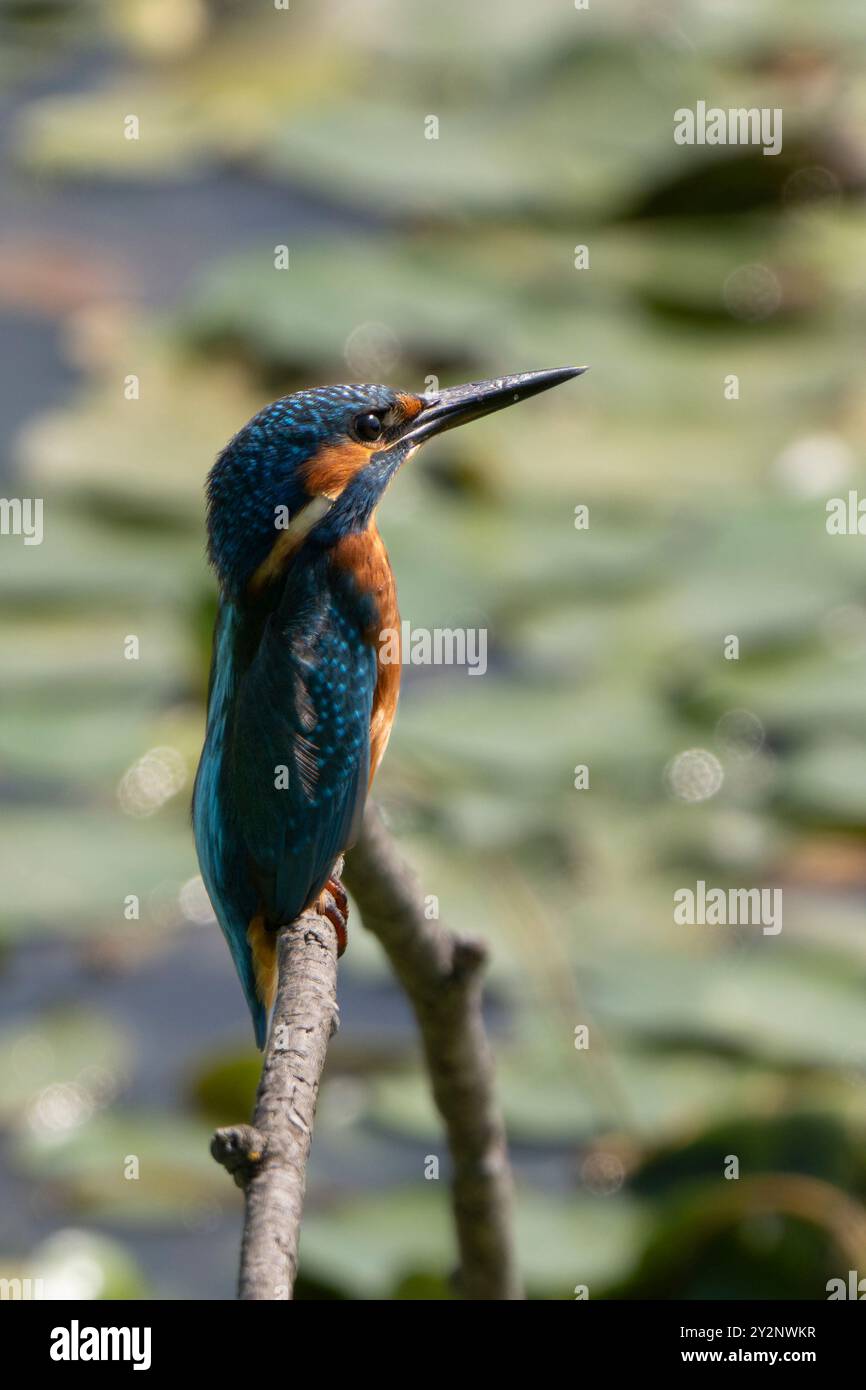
<box><xmin>674</xmin><ymin>881</ymin><xmax>782</xmax><ymax>935</ymax></box>
<box><xmin>50</xmin><ymin>1320</ymin><xmax>151</xmax><ymax>1370</ymax></box>
<box><xmin>827</xmin><ymin>1271</ymin><xmax>866</xmax><ymax>1299</ymax></box>
<box><xmin>0</xmin><ymin>1276</ymin><xmax>45</xmax><ymax>1300</ymax></box>
<box><xmin>826</xmin><ymin>491</ymin><xmax>866</xmax><ymax>535</ymax></box>
<box><xmin>674</xmin><ymin>102</ymin><xmax>782</xmax><ymax>157</ymax></box>
<box><xmin>0</xmin><ymin>497</ymin><xmax>43</xmax><ymax>545</ymax></box>
<box><xmin>379</xmin><ymin>622</ymin><xmax>487</xmax><ymax>675</ymax></box>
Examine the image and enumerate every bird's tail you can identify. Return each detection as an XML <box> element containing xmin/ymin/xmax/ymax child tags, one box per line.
<box><xmin>247</xmin><ymin>915</ymin><xmax>277</xmax><ymax>1048</ymax></box>
<box><xmin>214</xmin><ymin>907</ymin><xmax>271</xmax><ymax>1050</ymax></box>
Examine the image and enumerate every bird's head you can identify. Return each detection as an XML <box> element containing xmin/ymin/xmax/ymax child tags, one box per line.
<box><xmin>206</xmin><ymin>367</ymin><xmax>585</xmax><ymax>599</ymax></box>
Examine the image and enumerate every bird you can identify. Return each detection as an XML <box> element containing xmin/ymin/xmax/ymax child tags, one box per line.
<box><xmin>193</xmin><ymin>366</ymin><xmax>585</xmax><ymax>1047</ymax></box>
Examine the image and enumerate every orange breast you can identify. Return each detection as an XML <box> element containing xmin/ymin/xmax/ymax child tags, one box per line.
<box><xmin>332</xmin><ymin>523</ymin><xmax>401</xmax><ymax>785</ymax></box>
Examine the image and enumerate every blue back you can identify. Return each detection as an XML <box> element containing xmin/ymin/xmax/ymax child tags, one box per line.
<box><xmin>193</xmin><ymin>547</ymin><xmax>376</xmax><ymax>1045</ymax></box>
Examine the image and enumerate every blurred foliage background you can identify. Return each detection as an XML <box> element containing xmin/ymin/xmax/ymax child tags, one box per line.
<box><xmin>1</xmin><ymin>0</ymin><xmax>866</xmax><ymax>1300</ymax></box>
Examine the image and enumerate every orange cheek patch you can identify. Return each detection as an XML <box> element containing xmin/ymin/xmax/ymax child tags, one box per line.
<box><xmin>301</xmin><ymin>439</ymin><xmax>372</xmax><ymax>498</ymax></box>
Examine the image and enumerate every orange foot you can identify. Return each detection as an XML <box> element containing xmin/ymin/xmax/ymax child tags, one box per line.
<box><xmin>316</xmin><ymin>872</ymin><xmax>349</xmax><ymax>957</ymax></box>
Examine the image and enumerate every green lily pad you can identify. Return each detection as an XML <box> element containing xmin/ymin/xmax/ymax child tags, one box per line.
<box><xmin>0</xmin><ymin>807</ymin><xmax>197</xmax><ymax>939</ymax></box>
<box><xmin>299</xmin><ymin>1184</ymin><xmax>648</xmax><ymax>1299</ymax></box>
<box><xmin>0</xmin><ymin>1009</ymin><xmax>132</xmax><ymax>1126</ymax></box>
<box><xmin>26</xmin><ymin>1229</ymin><xmax>151</xmax><ymax>1301</ymax></box>
<box><xmin>15</xmin><ymin>1111</ymin><xmax>229</xmax><ymax>1225</ymax></box>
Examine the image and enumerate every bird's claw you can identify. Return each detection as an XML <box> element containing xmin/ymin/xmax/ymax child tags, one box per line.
<box><xmin>317</xmin><ymin>873</ymin><xmax>349</xmax><ymax>957</ymax></box>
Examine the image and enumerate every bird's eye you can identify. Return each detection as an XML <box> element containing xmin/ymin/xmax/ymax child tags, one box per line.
<box><xmin>355</xmin><ymin>412</ymin><xmax>384</xmax><ymax>442</ymax></box>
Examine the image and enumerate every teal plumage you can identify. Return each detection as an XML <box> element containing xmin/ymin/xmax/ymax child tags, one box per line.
<box><xmin>194</xmin><ymin>555</ymin><xmax>376</xmax><ymax>1046</ymax></box>
<box><xmin>194</xmin><ymin>370</ymin><xmax>584</xmax><ymax>1046</ymax></box>
<box><xmin>195</xmin><ymin>385</ymin><xmax>402</xmax><ymax>1046</ymax></box>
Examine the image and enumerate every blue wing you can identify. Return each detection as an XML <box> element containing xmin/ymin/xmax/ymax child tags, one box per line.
<box><xmin>194</xmin><ymin>600</ymin><xmax>264</xmax><ymax>1040</ymax></box>
<box><xmin>193</xmin><ymin>557</ymin><xmax>376</xmax><ymax>1046</ymax></box>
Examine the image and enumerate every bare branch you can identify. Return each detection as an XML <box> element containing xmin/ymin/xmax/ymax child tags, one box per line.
<box><xmin>212</xmin><ymin>804</ymin><xmax>521</xmax><ymax>1301</ymax></box>
<box><xmin>212</xmin><ymin>910</ymin><xmax>339</xmax><ymax>1301</ymax></box>
<box><xmin>343</xmin><ymin>801</ymin><xmax>524</xmax><ymax>1300</ymax></box>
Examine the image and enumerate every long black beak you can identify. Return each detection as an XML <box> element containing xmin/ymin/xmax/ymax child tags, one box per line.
<box><xmin>399</xmin><ymin>366</ymin><xmax>587</xmax><ymax>446</ymax></box>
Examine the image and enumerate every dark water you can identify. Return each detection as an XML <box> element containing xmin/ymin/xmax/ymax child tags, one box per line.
<box><xmin>0</xmin><ymin>45</ymin><xmax>575</xmax><ymax>1299</ymax></box>
<box><xmin>0</xmin><ymin>44</ymin><xmax>391</xmax><ymax>1299</ymax></box>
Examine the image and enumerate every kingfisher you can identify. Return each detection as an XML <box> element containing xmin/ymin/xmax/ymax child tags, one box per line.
<box><xmin>193</xmin><ymin>367</ymin><xmax>585</xmax><ymax>1046</ymax></box>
